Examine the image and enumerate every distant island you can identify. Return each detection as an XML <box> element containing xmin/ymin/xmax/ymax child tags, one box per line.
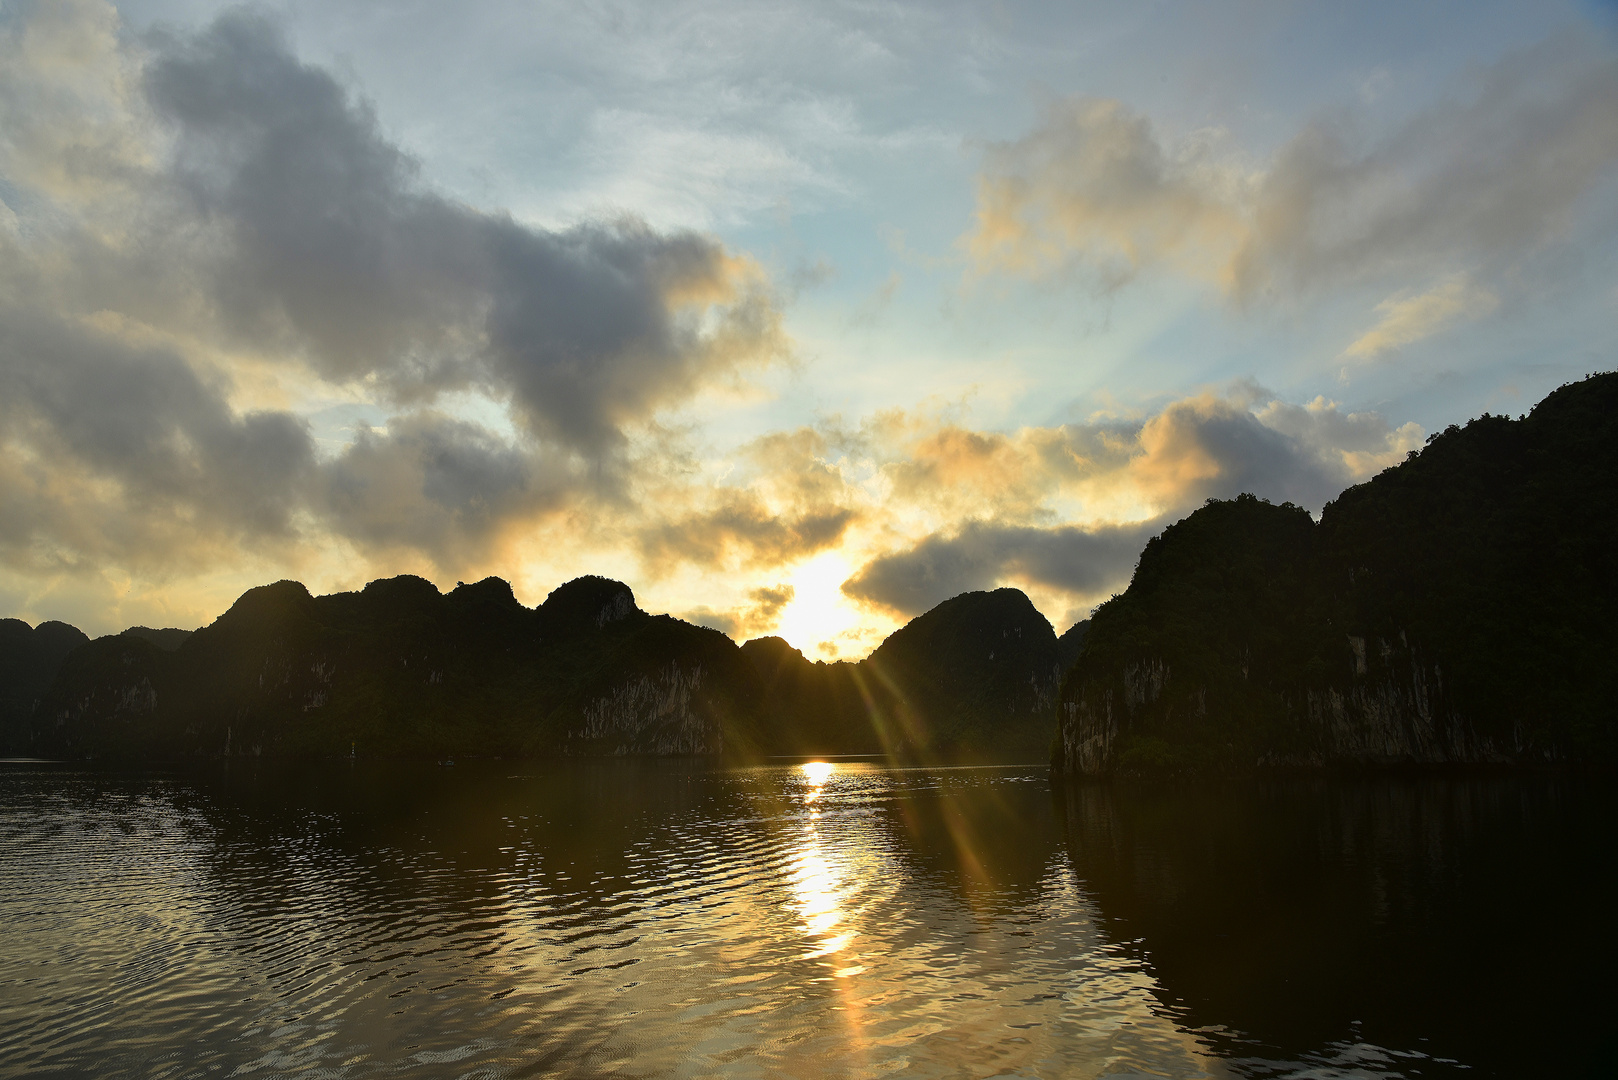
<box><xmin>0</xmin><ymin>573</ymin><xmax>1080</xmax><ymax>764</ymax></box>
<box><xmin>3</xmin><ymin>374</ymin><xmax>1612</xmax><ymax>771</ymax></box>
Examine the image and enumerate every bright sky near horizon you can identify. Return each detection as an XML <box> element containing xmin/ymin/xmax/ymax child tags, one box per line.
<box><xmin>2</xmin><ymin>0</ymin><xmax>1616</xmax><ymax>656</ymax></box>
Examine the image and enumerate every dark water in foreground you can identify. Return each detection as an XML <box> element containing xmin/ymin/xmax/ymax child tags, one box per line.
<box><xmin>0</xmin><ymin>761</ymin><xmax>1612</xmax><ymax>1078</ymax></box>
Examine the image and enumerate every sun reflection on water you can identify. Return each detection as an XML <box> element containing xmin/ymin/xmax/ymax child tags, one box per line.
<box><xmin>788</xmin><ymin>762</ymin><xmax>862</xmax><ymax>970</ymax></box>
<box><xmin>801</xmin><ymin>760</ymin><xmax>834</xmax><ymax>788</ymax></box>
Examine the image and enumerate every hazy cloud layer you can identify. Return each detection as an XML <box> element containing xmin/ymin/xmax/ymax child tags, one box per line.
<box><xmin>968</xmin><ymin>35</ymin><xmax>1618</xmax><ymax>346</ymax></box>
<box><xmin>636</xmin><ymin>427</ymin><xmax>862</xmax><ymax>572</ymax></box>
<box><xmin>0</xmin><ymin>304</ymin><xmax>313</xmax><ymax>571</ymax></box>
<box><xmin>318</xmin><ymin>412</ymin><xmax>573</xmax><ymax>564</ymax></box>
<box><xmin>147</xmin><ymin>11</ymin><xmax>785</xmax><ymax>453</ymax></box>
<box><xmin>1341</xmin><ymin>274</ymin><xmax>1499</xmax><ymax>360</ymax></box>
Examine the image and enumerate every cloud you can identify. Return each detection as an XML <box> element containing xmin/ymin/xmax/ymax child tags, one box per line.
<box><xmin>966</xmin><ymin>36</ymin><xmax>1618</xmax><ymax>308</ymax></box>
<box><xmin>682</xmin><ymin>583</ymin><xmax>795</xmax><ymax>639</ymax></box>
<box><xmin>318</xmin><ymin>412</ymin><xmax>572</xmax><ymax>564</ymax></box>
<box><xmin>841</xmin><ymin>383</ymin><xmax>1422</xmax><ymax>616</ymax></box>
<box><xmin>143</xmin><ymin>11</ymin><xmax>785</xmax><ymax>454</ymax></box>
<box><xmin>967</xmin><ymin>97</ymin><xmax>1249</xmax><ymax>288</ymax></box>
<box><xmin>856</xmin><ymin>381</ymin><xmax>1418</xmax><ymax>533</ymax></box>
<box><xmin>0</xmin><ymin>304</ymin><xmax>314</xmax><ymax>571</ymax></box>
<box><xmin>879</xmin><ymin>422</ymin><xmax>1080</xmax><ymax>521</ymax></box>
<box><xmin>636</xmin><ymin>425</ymin><xmax>862</xmax><ymax>572</ymax></box>
<box><xmin>842</xmin><ymin>519</ymin><xmax>1161</xmax><ymax>617</ymax></box>
<box><xmin>1126</xmin><ymin>390</ymin><xmax>1344</xmax><ymax>510</ymax></box>
<box><xmin>1341</xmin><ymin>274</ymin><xmax>1499</xmax><ymax>359</ymax></box>
<box><xmin>0</xmin><ymin>3</ymin><xmax>787</xmax><ymax>585</ymax></box>
<box><xmin>639</xmin><ymin>494</ymin><xmax>858</xmax><ymax>571</ymax></box>
<box><xmin>0</xmin><ymin>0</ymin><xmax>149</xmax><ymax>210</ymax></box>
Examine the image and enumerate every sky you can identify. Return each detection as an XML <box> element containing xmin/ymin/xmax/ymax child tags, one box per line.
<box><xmin>2</xmin><ymin>0</ymin><xmax>1615</xmax><ymax>657</ymax></box>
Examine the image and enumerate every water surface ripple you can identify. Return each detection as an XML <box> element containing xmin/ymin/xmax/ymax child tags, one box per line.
<box><xmin>1</xmin><ymin>761</ymin><xmax>1610</xmax><ymax>1078</ymax></box>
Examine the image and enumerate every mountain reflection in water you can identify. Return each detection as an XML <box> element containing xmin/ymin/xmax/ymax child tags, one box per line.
<box><xmin>0</xmin><ymin>761</ymin><xmax>1611</xmax><ymax>1078</ymax></box>
<box><xmin>1060</xmin><ymin>775</ymin><xmax>1617</xmax><ymax>1078</ymax></box>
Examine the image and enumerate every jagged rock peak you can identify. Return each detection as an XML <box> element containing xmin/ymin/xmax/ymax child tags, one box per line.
<box><xmin>120</xmin><ymin>627</ymin><xmax>193</xmax><ymax>651</ymax></box>
<box><xmin>449</xmin><ymin>576</ymin><xmax>520</xmax><ymax>608</ymax></box>
<box><xmin>541</xmin><ymin>576</ymin><xmax>641</xmax><ymax>630</ymax></box>
<box><xmin>360</xmin><ymin>574</ymin><xmax>443</xmax><ymax>603</ymax></box>
<box><xmin>217</xmin><ymin>579</ymin><xmax>315</xmax><ymax>624</ymax></box>
<box><xmin>738</xmin><ymin>635</ymin><xmax>812</xmax><ymax>677</ymax></box>
<box><xmin>877</xmin><ymin>587</ymin><xmax>1054</xmax><ymax>652</ymax></box>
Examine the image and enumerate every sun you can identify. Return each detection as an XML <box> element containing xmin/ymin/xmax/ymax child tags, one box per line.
<box><xmin>771</xmin><ymin>550</ymin><xmax>895</xmax><ymax>659</ymax></box>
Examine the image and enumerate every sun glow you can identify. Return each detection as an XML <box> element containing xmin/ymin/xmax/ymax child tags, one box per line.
<box><xmin>772</xmin><ymin>551</ymin><xmax>895</xmax><ymax>660</ymax></box>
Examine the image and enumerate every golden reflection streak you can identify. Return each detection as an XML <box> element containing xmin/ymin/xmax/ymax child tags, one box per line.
<box><xmin>788</xmin><ymin>763</ymin><xmax>861</xmax><ymax>971</ymax></box>
<box><xmin>786</xmin><ymin>761</ymin><xmax>874</xmax><ymax>1071</ymax></box>
<box><xmin>801</xmin><ymin>760</ymin><xmax>833</xmax><ymax>788</ymax></box>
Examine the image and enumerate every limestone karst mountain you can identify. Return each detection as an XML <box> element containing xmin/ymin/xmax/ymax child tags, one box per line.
<box><xmin>1054</xmin><ymin>373</ymin><xmax>1618</xmax><ymax>775</ymax></box>
<box><xmin>21</xmin><ymin>574</ymin><xmax>761</xmax><ymax>760</ymax></box>
<box><xmin>0</xmin><ymin>619</ymin><xmax>89</xmax><ymax>754</ymax></box>
<box><xmin>740</xmin><ymin>588</ymin><xmax>1068</xmax><ymax>762</ymax></box>
<box><xmin>12</xmin><ymin>373</ymin><xmax>1613</xmax><ymax>769</ymax></box>
<box><xmin>8</xmin><ymin>577</ymin><xmax>1071</xmax><ymax>763</ymax></box>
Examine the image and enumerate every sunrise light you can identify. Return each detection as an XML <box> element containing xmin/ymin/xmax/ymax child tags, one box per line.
<box><xmin>773</xmin><ymin>552</ymin><xmax>892</xmax><ymax>659</ymax></box>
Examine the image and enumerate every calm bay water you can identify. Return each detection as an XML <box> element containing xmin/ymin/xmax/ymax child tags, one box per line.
<box><xmin>0</xmin><ymin>760</ymin><xmax>1612</xmax><ymax>1078</ymax></box>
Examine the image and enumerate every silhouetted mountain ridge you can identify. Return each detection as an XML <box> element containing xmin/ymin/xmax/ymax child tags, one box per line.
<box><xmin>121</xmin><ymin>627</ymin><xmax>194</xmax><ymax>651</ymax></box>
<box><xmin>17</xmin><ymin>575</ymin><xmax>761</xmax><ymax>760</ymax></box>
<box><xmin>0</xmin><ymin>619</ymin><xmax>90</xmax><ymax>752</ymax></box>
<box><xmin>5</xmin><ymin>577</ymin><xmax>1066</xmax><ymax>762</ymax></box>
<box><xmin>738</xmin><ymin>587</ymin><xmax>1064</xmax><ymax>760</ymax></box>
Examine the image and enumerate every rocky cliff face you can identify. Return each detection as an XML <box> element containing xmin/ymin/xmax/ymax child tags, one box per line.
<box><xmin>1296</xmin><ymin>639</ymin><xmax>1501</xmax><ymax>765</ymax></box>
<box><xmin>1056</xmin><ymin>374</ymin><xmax>1618</xmax><ymax>776</ymax></box>
<box><xmin>1058</xmin><ymin>636</ymin><xmax>1511</xmax><ymax>775</ymax></box>
<box><xmin>569</xmin><ymin>663</ymin><xmax>720</xmax><ymax>756</ymax></box>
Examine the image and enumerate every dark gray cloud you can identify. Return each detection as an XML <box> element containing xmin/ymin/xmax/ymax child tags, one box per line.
<box><xmin>144</xmin><ymin>11</ymin><xmax>780</xmax><ymax>454</ymax></box>
<box><xmin>0</xmin><ymin>304</ymin><xmax>313</xmax><ymax>568</ymax></box>
<box><xmin>1134</xmin><ymin>392</ymin><xmax>1352</xmax><ymax>509</ymax></box>
<box><xmin>0</xmin><ymin>7</ymin><xmax>788</xmax><ymax>582</ymax></box>
<box><xmin>842</xmin><ymin>519</ymin><xmax>1161</xmax><ymax>617</ymax></box>
<box><xmin>0</xmin><ymin>298</ymin><xmax>567</xmax><ymax>572</ymax></box>
<box><xmin>319</xmin><ymin>412</ymin><xmax>570</xmax><ymax>562</ymax></box>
